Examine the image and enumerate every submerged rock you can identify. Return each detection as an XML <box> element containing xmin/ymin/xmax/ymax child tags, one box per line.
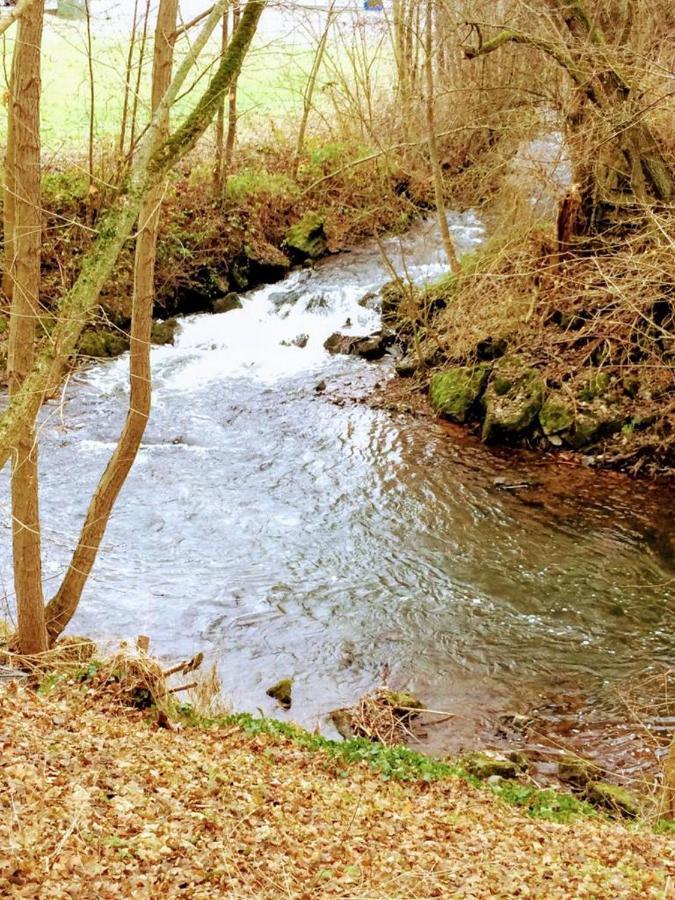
<box><xmin>150</xmin><ymin>318</ymin><xmax>179</xmax><ymax>346</ymax></box>
<box><xmin>481</xmin><ymin>358</ymin><xmax>544</xmax><ymax>442</ymax></box>
<box><xmin>213</xmin><ymin>293</ymin><xmax>242</xmax><ymax>314</ymax></box>
<box><xmin>266</xmin><ymin>678</ymin><xmax>293</xmax><ymax>710</ymax></box>
<box><xmin>78</xmin><ymin>330</ymin><xmax>129</xmax><ymax>359</ymax></box>
<box><xmin>281</xmin><ymin>333</ymin><xmax>309</xmax><ymax>349</ymax></box>
<box><xmin>285</xmin><ymin>212</ymin><xmax>327</xmax><ymax>261</ymax></box>
<box><xmin>585</xmin><ymin>781</ymin><xmax>640</xmax><ymax>818</ymax></box>
<box><xmin>429</xmin><ymin>365</ymin><xmax>491</xmax><ymax>423</ymax></box>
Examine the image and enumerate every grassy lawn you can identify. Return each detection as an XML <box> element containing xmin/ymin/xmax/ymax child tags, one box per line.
<box><xmin>0</xmin><ymin>19</ymin><xmax>317</xmax><ymax>153</ymax></box>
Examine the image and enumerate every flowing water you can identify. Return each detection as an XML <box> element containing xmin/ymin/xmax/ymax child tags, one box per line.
<box><xmin>2</xmin><ymin>213</ymin><xmax>674</xmax><ymax>773</ymax></box>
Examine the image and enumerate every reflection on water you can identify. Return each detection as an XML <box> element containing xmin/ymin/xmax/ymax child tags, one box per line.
<box><xmin>0</xmin><ymin>212</ymin><xmax>673</xmax><ymax>765</ymax></box>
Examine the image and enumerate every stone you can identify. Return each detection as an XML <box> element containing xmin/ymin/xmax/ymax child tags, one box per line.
<box><xmin>151</xmin><ymin>318</ymin><xmax>179</xmax><ymax>345</ymax></box>
<box><xmin>380</xmin><ymin>690</ymin><xmax>424</xmax><ymax>723</ymax></box>
<box><xmin>285</xmin><ymin>212</ymin><xmax>327</xmax><ymax>260</ymax></box>
<box><xmin>558</xmin><ymin>754</ymin><xmax>597</xmax><ymax>787</ymax></box>
<box><xmin>475</xmin><ymin>336</ymin><xmax>508</xmax><ymax>361</ymax></box>
<box><xmin>481</xmin><ymin>359</ymin><xmax>544</xmax><ymax>442</ymax></box>
<box><xmin>585</xmin><ymin>781</ymin><xmax>640</xmax><ymax>818</ymax></box>
<box><xmin>380</xmin><ymin>280</ymin><xmax>409</xmax><ymax>327</ymax></box>
<box><xmin>323</xmin><ymin>332</ymin><xmax>390</xmax><ymax>361</ymax></box>
<box><xmin>395</xmin><ymin>354</ymin><xmax>418</xmax><ymax>377</ymax></box>
<box><xmin>565</xmin><ymin>399</ymin><xmax>623</xmax><ymax>448</ymax></box>
<box><xmin>78</xmin><ymin>330</ymin><xmax>129</xmax><ymax>359</ymax></box>
<box><xmin>464</xmin><ymin>752</ymin><xmax>520</xmax><ymax>780</ymax></box>
<box><xmin>266</xmin><ymin>678</ymin><xmax>292</xmax><ymax>710</ymax></box>
<box><xmin>357</xmin><ymin>291</ymin><xmax>379</xmax><ymax>310</ymax></box>
<box><xmin>539</xmin><ymin>394</ymin><xmax>574</xmax><ymax>436</ymax></box>
<box><xmin>314</xmin><ymin>379</ymin><xmax>327</xmax><ymax>393</ymax></box>
<box><xmin>330</xmin><ymin>709</ymin><xmax>354</xmax><ymax>740</ymax></box>
<box><xmin>429</xmin><ymin>365</ymin><xmax>491</xmax><ymax>423</ymax></box>
<box><xmin>213</xmin><ymin>293</ymin><xmax>242</xmax><ymax>314</ymax></box>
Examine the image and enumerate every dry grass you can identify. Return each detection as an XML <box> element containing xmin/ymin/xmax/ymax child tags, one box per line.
<box><xmin>1</xmin><ymin>679</ymin><xmax>673</xmax><ymax>898</ymax></box>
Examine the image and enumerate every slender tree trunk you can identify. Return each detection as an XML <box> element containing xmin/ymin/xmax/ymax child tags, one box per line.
<box><xmin>45</xmin><ymin>0</ymin><xmax>179</xmax><ymax>642</ymax></box>
<box><xmin>424</xmin><ymin>0</ymin><xmax>459</xmax><ymax>272</ymax></box>
<box><xmin>7</xmin><ymin>0</ymin><xmax>47</xmax><ymax>654</ymax></box>
<box><xmin>213</xmin><ymin>4</ymin><xmax>229</xmax><ymax>195</ymax></box>
<box><xmin>2</xmin><ymin>53</ymin><xmax>17</xmax><ymax>303</ymax></box>
<box><xmin>223</xmin><ymin>3</ymin><xmax>241</xmax><ymax>184</ymax></box>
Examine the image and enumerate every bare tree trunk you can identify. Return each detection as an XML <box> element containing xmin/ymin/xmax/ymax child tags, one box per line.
<box><xmin>223</xmin><ymin>2</ymin><xmax>241</xmax><ymax>184</ymax></box>
<box><xmin>45</xmin><ymin>0</ymin><xmax>179</xmax><ymax>642</ymax></box>
<box><xmin>424</xmin><ymin>0</ymin><xmax>459</xmax><ymax>273</ymax></box>
<box><xmin>2</xmin><ymin>53</ymin><xmax>17</xmax><ymax>304</ymax></box>
<box><xmin>292</xmin><ymin>1</ymin><xmax>335</xmax><ymax>179</ymax></box>
<box><xmin>213</xmin><ymin>4</ymin><xmax>230</xmax><ymax>195</ymax></box>
<box><xmin>7</xmin><ymin>0</ymin><xmax>47</xmax><ymax>654</ymax></box>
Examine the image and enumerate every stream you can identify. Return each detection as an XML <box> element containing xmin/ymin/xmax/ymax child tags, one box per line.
<box><xmin>2</xmin><ymin>213</ymin><xmax>674</xmax><ymax>778</ymax></box>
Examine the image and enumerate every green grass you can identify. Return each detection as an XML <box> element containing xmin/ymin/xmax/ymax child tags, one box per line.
<box><xmin>0</xmin><ymin>20</ymin><xmax>318</xmax><ymax>151</ymax></box>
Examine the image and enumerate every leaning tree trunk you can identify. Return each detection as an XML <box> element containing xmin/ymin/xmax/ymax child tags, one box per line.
<box><xmin>6</xmin><ymin>0</ymin><xmax>48</xmax><ymax>654</ymax></box>
<box><xmin>45</xmin><ymin>0</ymin><xmax>179</xmax><ymax>643</ymax></box>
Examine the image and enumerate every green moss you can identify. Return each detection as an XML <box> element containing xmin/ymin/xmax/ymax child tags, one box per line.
<box><xmin>579</xmin><ymin>370</ymin><xmax>612</xmax><ymax>402</ymax></box>
<box><xmin>430</xmin><ymin>365</ymin><xmax>491</xmax><ymax>423</ymax></box>
<box><xmin>285</xmin><ymin>212</ymin><xmax>327</xmax><ymax>260</ymax></box>
<box><xmin>226</xmin><ymin>169</ymin><xmax>299</xmax><ymax>203</ymax></box>
<box><xmin>151</xmin><ymin>319</ymin><xmax>179</xmax><ymax>346</ymax></box>
<box><xmin>558</xmin><ymin>754</ymin><xmax>597</xmax><ymax>787</ymax></box>
<box><xmin>585</xmin><ymin>781</ymin><xmax>640</xmax><ymax>818</ymax></box>
<box><xmin>463</xmin><ymin>752</ymin><xmax>520</xmax><ymax>780</ymax></box>
<box><xmin>482</xmin><ymin>359</ymin><xmax>545</xmax><ymax>441</ymax></box>
<box><xmin>78</xmin><ymin>330</ymin><xmax>129</xmax><ymax>359</ymax></box>
<box><xmin>539</xmin><ymin>395</ymin><xmax>575</xmax><ymax>435</ymax></box>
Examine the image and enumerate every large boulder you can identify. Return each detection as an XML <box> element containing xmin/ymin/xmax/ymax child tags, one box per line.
<box><xmin>429</xmin><ymin>365</ymin><xmax>491</xmax><ymax>423</ymax></box>
<box><xmin>482</xmin><ymin>358</ymin><xmax>544</xmax><ymax>442</ymax></box>
<box><xmin>285</xmin><ymin>212</ymin><xmax>327</xmax><ymax>261</ymax></box>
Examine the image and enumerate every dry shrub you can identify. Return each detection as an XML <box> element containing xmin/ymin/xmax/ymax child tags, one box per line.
<box><xmin>333</xmin><ymin>688</ymin><xmax>426</xmax><ymax>746</ymax></box>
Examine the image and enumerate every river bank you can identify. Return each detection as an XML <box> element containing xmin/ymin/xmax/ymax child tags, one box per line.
<box><xmin>376</xmin><ymin>222</ymin><xmax>674</xmax><ymax>477</ymax></box>
<box><xmin>1</xmin><ymin>671</ymin><xmax>672</xmax><ymax>897</ymax></box>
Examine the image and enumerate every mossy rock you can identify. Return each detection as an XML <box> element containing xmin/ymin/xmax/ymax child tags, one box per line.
<box><xmin>539</xmin><ymin>394</ymin><xmax>574</xmax><ymax>436</ymax></box>
<box><xmin>578</xmin><ymin>371</ymin><xmax>612</xmax><ymax>402</ymax></box>
<box><xmin>585</xmin><ymin>781</ymin><xmax>640</xmax><ymax>818</ymax></box>
<box><xmin>430</xmin><ymin>365</ymin><xmax>491</xmax><ymax>423</ymax></box>
<box><xmin>78</xmin><ymin>330</ymin><xmax>129</xmax><ymax>359</ymax></box>
<box><xmin>558</xmin><ymin>754</ymin><xmax>597</xmax><ymax>788</ymax></box>
<box><xmin>464</xmin><ymin>752</ymin><xmax>520</xmax><ymax>780</ymax></box>
<box><xmin>266</xmin><ymin>678</ymin><xmax>292</xmax><ymax>710</ymax></box>
<box><xmin>330</xmin><ymin>708</ymin><xmax>355</xmax><ymax>740</ymax></box>
<box><xmin>285</xmin><ymin>212</ymin><xmax>327</xmax><ymax>261</ymax></box>
<box><xmin>151</xmin><ymin>318</ymin><xmax>179</xmax><ymax>346</ymax></box>
<box><xmin>565</xmin><ymin>400</ymin><xmax>623</xmax><ymax>449</ymax></box>
<box><xmin>481</xmin><ymin>359</ymin><xmax>544</xmax><ymax>441</ymax></box>
<box><xmin>213</xmin><ymin>293</ymin><xmax>242</xmax><ymax>314</ymax></box>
